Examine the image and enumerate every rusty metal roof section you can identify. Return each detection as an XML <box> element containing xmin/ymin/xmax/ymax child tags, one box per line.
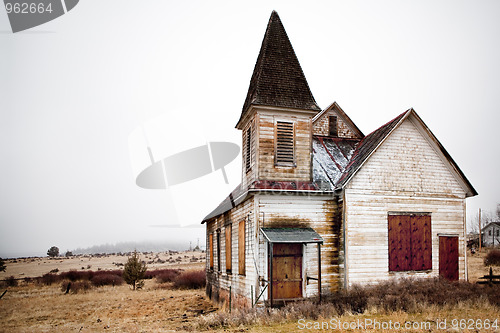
<box><xmin>261</xmin><ymin>227</ymin><xmax>324</xmax><ymax>244</ymax></box>
<box><xmin>312</xmin><ymin>136</ymin><xmax>360</xmax><ymax>190</ymax></box>
<box><xmin>237</xmin><ymin>11</ymin><xmax>321</xmax><ymax>128</ymax></box>
<box><xmin>252</xmin><ymin>180</ymin><xmax>319</xmax><ymax>191</ymax></box>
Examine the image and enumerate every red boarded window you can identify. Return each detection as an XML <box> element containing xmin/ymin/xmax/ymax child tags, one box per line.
<box><xmin>388</xmin><ymin>214</ymin><xmax>432</xmax><ymax>271</ymax></box>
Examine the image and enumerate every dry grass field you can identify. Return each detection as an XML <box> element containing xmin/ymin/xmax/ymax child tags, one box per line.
<box><xmin>1</xmin><ymin>249</ymin><xmax>499</xmax><ymax>332</ymax></box>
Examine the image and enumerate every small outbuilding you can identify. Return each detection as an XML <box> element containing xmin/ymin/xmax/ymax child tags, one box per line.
<box><xmin>482</xmin><ymin>222</ymin><xmax>500</xmax><ymax>247</ymax></box>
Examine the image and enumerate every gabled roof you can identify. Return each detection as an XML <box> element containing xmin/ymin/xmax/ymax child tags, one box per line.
<box><xmin>335</xmin><ymin>111</ymin><xmax>407</xmax><ymax>188</ymax></box>
<box><xmin>313</xmin><ymin>101</ymin><xmax>364</xmax><ymax>138</ymax></box>
<box><xmin>333</xmin><ymin>109</ymin><xmax>477</xmax><ymax>197</ymax></box>
<box><xmin>483</xmin><ymin>222</ymin><xmax>500</xmax><ymax>230</ymax></box>
<box><xmin>236</xmin><ymin>11</ymin><xmax>321</xmax><ymax>128</ymax></box>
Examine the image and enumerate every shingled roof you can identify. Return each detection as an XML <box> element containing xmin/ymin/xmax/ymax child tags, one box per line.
<box><xmin>237</xmin><ymin>11</ymin><xmax>321</xmax><ymax>128</ymax></box>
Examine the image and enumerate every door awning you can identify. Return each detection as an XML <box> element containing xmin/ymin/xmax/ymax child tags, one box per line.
<box><xmin>260</xmin><ymin>227</ymin><xmax>323</xmax><ymax>244</ymax></box>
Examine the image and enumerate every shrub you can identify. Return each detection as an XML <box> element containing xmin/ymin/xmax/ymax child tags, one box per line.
<box><xmin>485</xmin><ymin>249</ymin><xmax>500</xmax><ymax>266</ymax></box>
<box><xmin>150</xmin><ymin>269</ymin><xmax>181</xmax><ymax>283</ymax></box>
<box><xmin>6</xmin><ymin>276</ymin><xmax>18</xmax><ymax>287</ymax></box>
<box><xmin>91</xmin><ymin>274</ymin><xmax>124</xmax><ymax>287</ymax></box>
<box><xmin>173</xmin><ymin>269</ymin><xmax>205</xmax><ymax>289</ymax></box>
<box><xmin>39</xmin><ymin>273</ymin><xmax>60</xmax><ymax>285</ymax></box>
<box><xmin>47</xmin><ymin>246</ymin><xmax>59</xmax><ymax>258</ymax></box>
<box><xmin>60</xmin><ymin>270</ymin><xmax>93</xmax><ymax>282</ymax></box>
<box><xmin>61</xmin><ymin>280</ymin><xmax>92</xmax><ymax>294</ymax></box>
<box><xmin>0</xmin><ymin>257</ymin><xmax>6</xmax><ymax>272</ymax></box>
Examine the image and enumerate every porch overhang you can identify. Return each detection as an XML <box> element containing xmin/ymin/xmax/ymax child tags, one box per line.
<box><xmin>260</xmin><ymin>227</ymin><xmax>324</xmax><ymax>244</ymax></box>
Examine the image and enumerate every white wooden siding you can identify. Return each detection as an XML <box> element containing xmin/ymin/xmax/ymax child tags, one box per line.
<box><xmin>348</xmin><ymin>120</ymin><xmax>465</xmax><ymax>197</ymax></box>
<box><xmin>256</xmin><ymin>194</ymin><xmax>340</xmax><ymax>298</ymax></box>
<box><xmin>344</xmin><ymin>118</ymin><xmax>467</xmax><ymax>286</ymax></box>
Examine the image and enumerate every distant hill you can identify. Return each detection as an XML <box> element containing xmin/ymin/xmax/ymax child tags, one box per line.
<box><xmin>70</xmin><ymin>240</ymin><xmax>197</xmax><ymax>255</ymax></box>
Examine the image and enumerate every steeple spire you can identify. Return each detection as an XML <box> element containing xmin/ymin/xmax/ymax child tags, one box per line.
<box><xmin>237</xmin><ymin>11</ymin><xmax>321</xmax><ymax>128</ymax></box>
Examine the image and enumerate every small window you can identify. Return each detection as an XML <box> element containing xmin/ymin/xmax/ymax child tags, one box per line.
<box><xmin>225</xmin><ymin>225</ymin><xmax>232</xmax><ymax>273</ymax></box>
<box><xmin>489</xmin><ymin>230</ymin><xmax>492</xmax><ymax>236</ymax></box>
<box><xmin>275</xmin><ymin>121</ymin><xmax>295</xmax><ymax>165</ymax></box>
<box><xmin>388</xmin><ymin>214</ymin><xmax>432</xmax><ymax>272</ymax></box>
<box><xmin>209</xmin><ymin>233</ymin><xmax>214</xmax><ymax>270</ymax></box>
<box><xmin>216</xmin><ymin>229</ymin><xmax>221</xmax><ymax>272</ymax></box>
<box><xmin>246</xmin><ymin>127</ymin><xmax>252</xmax><ymax>171</ymax></box>
<box><xmin>497</xmin><ymin>230</ymin><xmax>499</xmax><ymax>237</ymax></box>
<box><xmin>329</xmin><ymin>116</ymin><xmax>338</xmax><ymax>137</ymax></box>
<box><xmin>239</xmin><ymin>220</ymin><xmax>246</xmax><ymax>275</ymax></box>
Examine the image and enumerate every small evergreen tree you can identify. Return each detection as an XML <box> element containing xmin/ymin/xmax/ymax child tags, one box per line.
<box><xmin>122</xmin><ymin>250</ymin><xmax>147</xmax><ymax>290</ymax></box>
<box><xmin>0</xmin><ymin>257</ymin><xmax>6</xmax><ymax>272</ymax></box>
<box><xmin>47</xmin><ymin>246</ymin><xmax>59</xmax><ymax>258</ymax></box>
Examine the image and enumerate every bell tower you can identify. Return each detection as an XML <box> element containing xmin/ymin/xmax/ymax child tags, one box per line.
<box><xmin>236</xmin><ymin>11</ymin><xmax>321</xmax><ymax>188</ymax></box>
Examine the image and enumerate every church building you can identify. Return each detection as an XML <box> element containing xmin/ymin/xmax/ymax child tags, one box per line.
<box><xmin>201</xmin><ymin>11</ymin><xmax>477</xmax><ymax>308</ymax></box>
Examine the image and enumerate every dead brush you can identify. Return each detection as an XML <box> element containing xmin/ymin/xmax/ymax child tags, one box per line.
<box><xmin>485</xmin><ymin>249</ymin><xmax>500</xmax><ymax>266</ymax></box>
<box><xmin>172</xmin><ymin>269</ymin><xmax>205</xmax><ymax>289</ymax></box>
<box><xmin>60</xmin><ymin>280</ymin><xmax>92</xmax><ymax>294</ymax></box>
<box><xmin>196</xmin><ymin>278</ymin><xmax>500</xmax><ymax>329</ymax></box>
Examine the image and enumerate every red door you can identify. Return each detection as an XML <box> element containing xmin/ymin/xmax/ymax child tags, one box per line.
<box><xmin>439</xmin><ymin>236</ymin><xmax>459</xmax><ymax>281</ymax></box>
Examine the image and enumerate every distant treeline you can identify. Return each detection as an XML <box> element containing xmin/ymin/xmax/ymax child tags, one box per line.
<box><xmin>70</xmin><ymin>241</ymin><xmax>190</xmax><ymax>255</ymax></box>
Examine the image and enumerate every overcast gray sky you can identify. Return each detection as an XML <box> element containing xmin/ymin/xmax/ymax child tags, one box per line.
<box><xmin>1</xmin><ymin>0</ymin><xmax>499</xmax><ymax>257</ymax></box>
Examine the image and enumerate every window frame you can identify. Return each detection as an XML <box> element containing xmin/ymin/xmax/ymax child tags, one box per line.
<box><xmin>329</xmin><ymin>115</ymin><xmax>338</xmax><ymax>137</ymax></box>
<box><xmin>216</xmin><ymin>229</ymin><xmax>221</xmax><ymax>272</ymax></box>
<box><xmin>225</xmin><ymin>225</ymin><xmax>232</xmax><ymax>274</ymax></box>
<box><xmin>274</xmin><ymin>120</ymin><xmax>296</xmax><ymax>167</ymax></box>
<box><xmin>238</xmin><ymin>220</ymin><xmax>246</xmax><ymax>276</ymax></box>
<box><xmin>209</xmin><ymin>233</ymin><xmax>214</xmax><ymax>271</ymax></box>
<box><xmin>245</xmin><ymin>126</ymin><xmax>252</xmax><ymax>172</ymax></box>
<box><xmin>388</xmin><ymin>213</ymin><xmax>432</xmax><ymax>272</ymax></box>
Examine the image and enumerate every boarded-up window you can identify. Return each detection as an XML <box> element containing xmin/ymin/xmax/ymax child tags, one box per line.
<box><xmin>329</xmin><ymin>116</ymin><xmax>338</xmax><ymax>137</ymax></box>
<box><xmin>216</xmin><ymin>229</ymin><xmax>221</xmax><ymax>272</ymax></box>
<box><xmin>388</xmin><ymin>214</ymin><xmax>432</xmax><ymax>271</ymax></box>
<box><xmin>225</xmin><ymin>225</ymin><xmax>232</xmax><ymax>273</ymax></box>
<box><xmin>275</xmin><ymin>121</ymin><xmax>294</xmax><ymax>165</ymax></box>
<box><xmin>209</xmin><ymin>233</ymin><xmax>214</xmax><ymax>270</ymax></box>
<box><xmin>239</xmin><ymin>220</ymin><xmax>245</xmax><ymax>275</ymax></box>
<box><xmin>246</xmin><ymin>127</ymin><xmax>252</xmax><ymax>171</ymax></box>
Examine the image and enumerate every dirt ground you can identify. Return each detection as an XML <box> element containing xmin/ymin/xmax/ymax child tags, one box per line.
<box><xmin>467</xmin><ymin>247</ymin><xmax>500</xmax><ymax>282</ymax></box>
<box><xmin>0</xmin><ymin>248</ymin><xmax>499</xmax><ymax>332</ymax></box>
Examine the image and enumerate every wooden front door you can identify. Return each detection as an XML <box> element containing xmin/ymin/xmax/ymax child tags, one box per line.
<box><xmin>271</xmin><ymin>243</ymin><xmax>303</xmax><ymax>300</ymax></box>
<box><xmin>439</xmin><ymin>236</ymin><xmax>459</xmax><ymax>281</ymax></box>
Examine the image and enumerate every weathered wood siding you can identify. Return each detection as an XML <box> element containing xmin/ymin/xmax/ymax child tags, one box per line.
<box><xmin>256</xmin><ymin>194</ymin><xmax>342</xmax><ymax>299</ymax></box>
<box><xmin>313</xmin><ymin>108</ymin><xmax>359</xmax><ymax>138</ymax></box>
<box><xmin>257</xmin><ymin>111</ymin><xmax>312</xmax><ymax>181</ymax></box>
<box><xmin>206</xmin><ymin>196</ymin><xmax>256</xmax><ymax>308</ymax></box>
<box><xmin>344</xmin><ymin>119</ymin><xmax>467</xmax><ymax>286</ymax></box>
